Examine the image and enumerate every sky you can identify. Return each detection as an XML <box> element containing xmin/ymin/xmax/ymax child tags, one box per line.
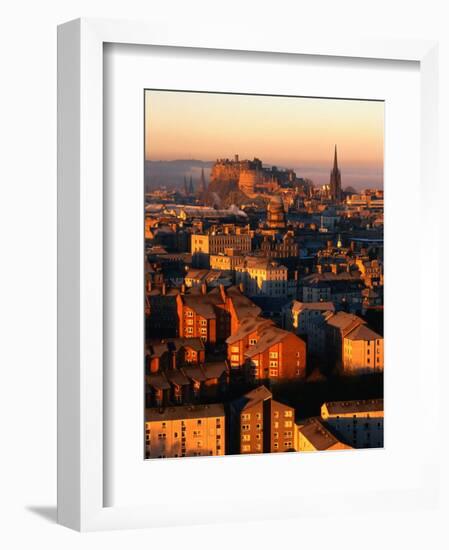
<box><xmin>145</xmin><ymin>90</ymin><xmax>384</xmax><ymax>189</ymax></box>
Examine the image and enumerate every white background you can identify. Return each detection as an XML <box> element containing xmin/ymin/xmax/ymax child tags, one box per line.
<box><xmin>105</xmin><ymin>43</ymin><xmax>425</xmax><ymax>510</ymax></box>
<box><xmin>1</xmin><ymin>1</ymin><xmax>448</xmax><ymax>549</ymax></box>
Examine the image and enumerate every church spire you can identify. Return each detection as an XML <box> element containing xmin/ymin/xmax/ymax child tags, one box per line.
<box><xmin>329</xmin><ymin>144</ymin><xmax>342</xmax><ymax>202</ymax></box>
<box><xmin>333</xmin><ymin>144</ymin><xmax>338</xmax><ymax>170</ymax></box>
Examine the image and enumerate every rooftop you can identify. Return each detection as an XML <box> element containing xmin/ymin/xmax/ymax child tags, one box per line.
<box><xmin>345</xmin><ymin>324</ymin><xmax>383</xmax><ymax>341</ymax></box>
<box><xmin>145</xmin><ymin>403</ymin><xmax>225</xmax><ymax>423</ymax></box>
<box><xmin>299</xmin><ymin>418</ymin><xmax>343</xmax><ymax>450</ymax></box>
<box><xmin>323</xmin><ymin>399</ymin><xmax>384</xmax><ymax>415</ymax></box>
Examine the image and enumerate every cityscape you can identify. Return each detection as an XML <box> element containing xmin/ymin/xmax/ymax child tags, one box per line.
<box><xmin>144</xmin><ymin>91</ymin><xmax>384</xmax><ymax>459</ymax></box>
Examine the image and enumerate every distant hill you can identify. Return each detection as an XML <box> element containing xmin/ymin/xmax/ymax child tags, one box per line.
<box><xmin>144</xmin><ymin>160</ymin><xmax>213</xmax><ymax>191</ymax></box>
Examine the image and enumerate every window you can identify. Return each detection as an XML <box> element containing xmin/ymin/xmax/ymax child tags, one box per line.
<box><xmin>273</xmin><ymin>432</ymin><xmax>279</xmax><ymax>439</ymax></box>
<box><xmin>242</xmin><ymin>434</ymin><xmax>251</xmax><ymax>441</ymax></box>
<box><xmin>269</xmin><ymin>351</ymin><xmax>278</xmax><ymax>359</ymax></box>
<box><xmin>242</xmin><ymin>424</ymin><xmax>250</xmax><ymax>431</ymax></box>
<box><xmin>231</xmin><ymin>346</ymin><xmax>239</xmax><ymax>353</ymax></box>
<box><xmin>242</xmin><ymin>444</ymin><xmax>251</xmax><ymax>452</ymax></box>
<box><xmin>186</xmin><ymin>319</ymin><xmax>193</xmax><ymax>326</ymax></box>
<box><xmin>284</xmin><ymin>431</ymin><xmax>293</xmax><ymax>437</ymax></box>
<box><xmin>256</xmin><ymin>424</ymin><xmax>261</xmax><ymax>430</ymax></box>
<box><xmin>269</xmin><ymin>368</ymin><xmax>278</xmax><ymax>377</ymax></box>
<box><xmin>200</xmin><ymin>328</ymin><xmax>207</xmax><ymax>335</ymax></box>
<box><xmin>284</xmin><ymin>420</ymin><xmax>292</xmax><ymax>428</ymax></box>
<box><xmin>274</xmin><ymin>411</ymin><xmax>279</xmax><ymax>419</ymax></box>
<box><xmin>200</xmin><ymin>319</ymin><xmax>207</xmax><ymax>326</ymax></box>
<box><xmin>273</xmin><ymin>443</ymin><xmax>279</xmax><ymax>449</ymax></box>
<box><xmin>284</xmin><ymin>410</ymin><xmax>293</xmax><ymax>418</ymax></box>
<box><xmin>231</xmin><ymin>354</ymin><xmax>239</xmax><ymax>362</ymax></box>
<box><xmin>241</xmin><ymin>413</ymin><xmax>251</xmax><ymax>421</ymax></box>
<box><xmin>269</xmin><ymin>361</ymin><xmax>278</xmax><ymax>368</ymax></box>
<box><xmin>284</xmin><ymin>441</ymin><xmax>293</xmax><ymax>448</ymax></box>
<box><xmin>255</xmin><ymin>412</ymin><xmax>262</xmax><ymax>420</ymax></box>
<box><xmin>186</xmin><ymin>327</ymin><xmax>193</xmax><ymax>334</ymax></box>
<box><xmin>186</xmin><ymin>311</ymin><xmax>193</xmax><ymax>317</ymax></box>
<box><xmin>249</xmin><ymin>338</ymin><xmax>257</xmax><ymax>345</ymax></box>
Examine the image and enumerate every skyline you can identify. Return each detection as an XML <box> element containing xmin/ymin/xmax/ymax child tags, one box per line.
<box><xmin>145</xmin><ymin>90</ymin><xmax>384</xmax><ymax>189</ymax></box>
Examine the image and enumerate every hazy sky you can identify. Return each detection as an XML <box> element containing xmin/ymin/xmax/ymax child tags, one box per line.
<box><xmin>145</xmin><ymin>90</ymin><xmax>384</xmax><ymax>189</ymax></box>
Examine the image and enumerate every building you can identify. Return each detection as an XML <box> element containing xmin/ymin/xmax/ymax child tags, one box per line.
<box><xmin>282</xmin><ymin>300</ymin><xmax>335</xmax><ymax>357</ymax></box>
<box><xmin>145</xmin><ymin>404</ymin><xmax>225</xmax><ymax>458</ymax></box>
<box><xmin>191</xmin><ymin>231</ymin><xmax>252</xmax><ymax>255</ymax></box>
<box><xmin>176</xmin><ymin>284</ymin><xmax>261</xmax><ymax>345</ymax></box>
<box><xmin>329</xmin><ymin>145</ymin><xmax>342</xmax><ymax>202</ymax></box>
<box><xmin>235</xmin><ymin>257</ymin><xmax>296</xmax><ymax>298</ymax></box>
<box><xmin>267</xmin><ymin>195</ymin><xmax>286</xmax><ymax>229</ymax></box>
<box><xmin>258</xmin><ymin>233</ymin><xmax>299</xmax><ymax>263</ymax></box>
<box><xmin>145</xmin><ymin>285</ymin><xmax>180</xmax><ymax>339</ymax></box>
<box><xmin>325</xmin><ymin>311</ymin><xmax>366</xmax><ymax>371</ymax></box>
<box><xmin>209</xmin><ymin>249</ymin><xmax>245</xmax><ymax>272</ymax></box>
<box><xmin>297</xmin><ymin>417</ymin><xmax>352</xmax><ymax>451</ymax></box>
<box><xmin>321</xmin><ymin>399</ymin><xmax>384</xmax><ymax>448</ymax></box>
<box><xmin>229</xmin><ymin>386</ymin><xmax>295</xmax><ymax>454</ymax></box>
<box><xmin>243</xmin><ymin>323</ymin><xmax>307</xmax><ymax>381</ymax></box>
<box><xmin>184</xmin><ymin>268</ymin><xmax>232</xmax><ymax>289</ymax></box>
<box><xmin>226</xmin><ymin>316</ymin><xmax>275</xmax><ymax>370</ymax></box>
<box><xmin>343</xmin><ymin>324</ymin><xmax>384</xmax><ymax>374</ymax></box>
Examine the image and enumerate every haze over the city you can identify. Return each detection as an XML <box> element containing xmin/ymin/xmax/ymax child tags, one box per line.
<box><xmin>145</xmin><ymin>90</ymin><xmax>384</xmax><ymax>190</ymax></box>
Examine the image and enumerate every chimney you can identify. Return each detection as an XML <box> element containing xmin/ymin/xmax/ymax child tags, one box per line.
<box><xmin>147</xmin><ymin>279</ymin><xmax>152</xmax><ymax>292</ymax></box>
<box><xmin>162</xmin><ymin>283</ymin><xmax>166</xmax><ymax>296</ymax></box>
<box><xmin>201</xmin><ymin>283</ymin><xmax>207</xmax><ymax>295</ymax></box>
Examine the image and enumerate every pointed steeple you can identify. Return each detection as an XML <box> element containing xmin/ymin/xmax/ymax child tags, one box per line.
<box><xmin>329</xmin><ymin>144</ymin><xmax>342</xmax><ymax>202</ymax></box>
<box><xmin>183</xmin><ymin>175</ymin><xmax>188</xmax><ymax>196</ymax></box>
<box><xmin>188</xmin><ymin>175</ymin><xmax>194</xmax><ymax>195</ymax></box>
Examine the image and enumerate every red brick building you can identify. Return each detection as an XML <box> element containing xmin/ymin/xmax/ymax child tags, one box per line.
<box><xmin>176</xmin><ymin>284</ymin><xmax>261</xmax><ymax>345</ymax></box>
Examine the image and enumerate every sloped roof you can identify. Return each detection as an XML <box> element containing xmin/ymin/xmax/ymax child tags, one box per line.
<box><xmin>244</xmin><ymin>326</ymin><xmax>293</xmax><ymax>358</ymax></box>
<box><xmin>345</xmin><ymin>324</ymin><xmax>382</xmax><ymax>341</ymax></box>
<box><xmin>226</xmin><ymin>316</ymin><xmax>274</xmax><ymax>344</ymax></box>
<box><xmin>326</xmin><ymin>311</ymin><xmax>365</xmax><ymax>330</ymax></box>
<box><xmin>299</xmin><ymin>418</ymin><xmax>342</xmax><ymax>450</ymax></box>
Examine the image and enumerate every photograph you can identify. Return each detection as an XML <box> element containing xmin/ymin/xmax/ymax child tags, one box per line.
<box><xmin>144</xmin><ymin>90</ymin><xmax>384</xmax><ymax>459</ymax></box>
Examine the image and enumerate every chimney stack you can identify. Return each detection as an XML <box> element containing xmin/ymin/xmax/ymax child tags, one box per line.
<box><xmin>162</xmin><ymin>283</ymin><xmax>166</xmax><ymax>296</ymax></box>
<box><xmin>201</xmin><ymin>283</ymin><xmax>207</xmax><ymax>295</ymax></box>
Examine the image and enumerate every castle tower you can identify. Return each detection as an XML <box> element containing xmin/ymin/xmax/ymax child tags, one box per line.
<box><xmin>329</xmin><ymin>145</ymin><xmax>342</xmax><ymax>202</ymax></box>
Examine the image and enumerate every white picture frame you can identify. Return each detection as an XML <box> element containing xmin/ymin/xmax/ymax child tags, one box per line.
<box><xmin>57</xmin><ymin>17</ymin><xmax>440</xmax><ymax>531</ymax></box>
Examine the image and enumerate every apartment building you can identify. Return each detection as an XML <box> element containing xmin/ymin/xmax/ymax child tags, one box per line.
<box><xmin>229</xmin><ymin>386</ymin><xmax>295</xmax><ymax>454</ymax></box>
<box><xmin>145</xmin><ymin>404</ymin><xmax>225</xmax><ymax>459</ymax></box>
<box><xmin>321</xmin><ymin>399</ymin><xmax>384</xmax><ymax>448</ymax></box>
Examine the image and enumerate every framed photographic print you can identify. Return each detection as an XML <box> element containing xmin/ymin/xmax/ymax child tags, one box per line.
<box><xmin>58</xmin><ymin>18</ymin><xmax>441</xmax><ymax>531</ymax></box>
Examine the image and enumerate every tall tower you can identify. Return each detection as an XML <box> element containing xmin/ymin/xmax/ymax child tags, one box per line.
<box><xmin>329</xmin><ymin>145</ymin><xmax>342</xmax><ymax>202</ymax></box>
<box><xmin>188</xmin><ymin>175</ymin><xmax>194</xmax><ymax>195</ymax></box>
<box><xmin>183</xmin><ymin>175</ymin><xmax>189</xmax><ymax>196</ymax></box>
